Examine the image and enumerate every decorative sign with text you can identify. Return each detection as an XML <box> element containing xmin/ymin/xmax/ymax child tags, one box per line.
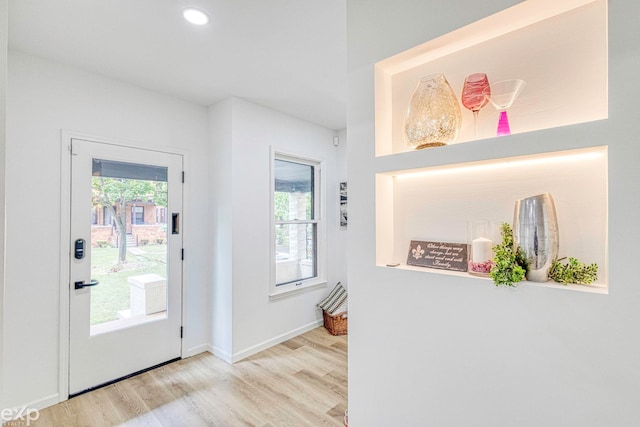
<box><xmin>406</xmin><ymin>241</ymin><xmax>469</xmax><ymax>272</ymax></box>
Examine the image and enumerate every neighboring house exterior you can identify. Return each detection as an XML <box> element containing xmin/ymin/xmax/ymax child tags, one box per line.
<box><xmin>91</xmin><ymin>200</ymin><xmax>167</xmax><ymax>247</ymax></box>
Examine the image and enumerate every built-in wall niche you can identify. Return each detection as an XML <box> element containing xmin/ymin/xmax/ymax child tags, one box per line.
<box><xmin>375</xmin><ymin>146</ymin><xmax>608</xmax><ymax>293</ymax></box>
<box><xmin>374</xmin><ymin>0</ymin><xmax>608</xmax><ymax>157</ymax></box>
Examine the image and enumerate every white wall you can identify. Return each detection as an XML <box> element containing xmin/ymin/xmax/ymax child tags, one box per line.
<box><xmin>347</xmin><ymin>0</ymin><xmax>640</xmax><ymax>426</ymax></box>
<box><xmin>208</xmin><ymin>99</ymin><xmax>234</xmax><ymax>360</ymax></box>
<box><xmin>333</xmin><ymin>128</ymin><xmax>348</xmax><ymax>285</ymax></box>
<box><xmin>210</xmin><ymin>97</ymin><xmax>347</xmax><ymax>361</ymax></box>
<box><xmin>4</xmin><ymin>51</ymin><xmax>210</xmax><ymax>409</ymax></box>
<box><xmin>0</xmin><ymin>0</ymin><xmax>7</xmax><ymax>413</ymax></box>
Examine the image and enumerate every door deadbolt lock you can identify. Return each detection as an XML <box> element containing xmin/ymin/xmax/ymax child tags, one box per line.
<box><xmin>74</xmin><ymin>238</ymin><xmax>85</xmax><ymax>260</ymax></box>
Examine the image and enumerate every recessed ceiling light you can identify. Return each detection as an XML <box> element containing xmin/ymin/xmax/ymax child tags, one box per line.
<box><xmin>183</xmin><ymin>8</ymin><xmax>209</xmax><ymax>25</ymax></box>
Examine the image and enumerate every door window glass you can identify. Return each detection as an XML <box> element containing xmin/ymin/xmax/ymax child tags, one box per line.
<box><xmin>90</xmin><ymin>159</ymin><xmax>169</xmax><ymax>334</ymax></box>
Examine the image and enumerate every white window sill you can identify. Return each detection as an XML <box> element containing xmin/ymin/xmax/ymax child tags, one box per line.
<box><xmin>269</xmin><ymin>280</ymin><xmax>327</xmax><ymax>300</ymax></box>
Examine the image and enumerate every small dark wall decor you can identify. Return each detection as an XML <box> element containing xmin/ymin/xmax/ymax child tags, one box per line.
<box><xmin>340</xmin><ymin>182</ymin><xmax>347</xmax><ymax>229</ymax></box>
<box><xmin>406</xmin><ymin>240</ymin><xmax>468</xmax><ymax>272</ymax></box>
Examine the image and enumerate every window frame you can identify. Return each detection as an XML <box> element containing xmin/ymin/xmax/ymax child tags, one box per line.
<box><xmin>103</xmin><ymin>206</ymin><xmax>114</xmax><ymax>226</ymax></box>
<box><xmin>131</xmin><ymin>206</ymin><xmax>144</xmax><ymax>225</ymax></box>
<box><xmin>269</xmin><ymin>148</ymin><xmax>326</xmax><ymax>298</ymax></box>
<box><xmin>156</xmin><ymin>207</ymin><xmax>166</xmax><ymax>225</ymax></box>
<box><xmin>91</xmin><ymin>207</ymin><xmax>98</xmax><ymax>225</ymax></box>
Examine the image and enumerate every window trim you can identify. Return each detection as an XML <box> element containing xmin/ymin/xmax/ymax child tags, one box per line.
<box><xmin>131</xmin><ymin>205</ymin><xmax>144</xmax><ymax>225</ymax></box>
<box><xmin>269</xmin><ymin>147</ymin><xmax>326</xmax><ymax>298</ymax></box>
<box><xmin>156</xmin><ymin>207</ymin><xmax>167</xmax><ymax>225</ymax></box>
<box><xmin>103</xmin><ymin>206</ymin><xmax>114</xmax><ymax>226</ymax></box>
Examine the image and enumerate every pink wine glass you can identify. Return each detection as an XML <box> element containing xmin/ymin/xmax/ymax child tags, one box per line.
<box><xmin>461</xmin><ymin>73</ymin><xmax>491</xmax><ymax>137</ymax></box>
<box><xmin>483</xmin><ymin>79</ymin><xmax>526</xmax><ymax>136</ymax></box>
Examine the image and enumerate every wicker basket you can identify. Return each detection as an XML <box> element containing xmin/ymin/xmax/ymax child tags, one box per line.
<box><xmin>323</xmin><ymin>310</ymin><xmax>348</xmax><ymax>336</ymax></box>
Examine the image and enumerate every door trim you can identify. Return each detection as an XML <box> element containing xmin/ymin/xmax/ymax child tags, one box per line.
<box><xmin>58</xmin><ymin>130</ymin><xmax>188</xmax><ymax>402</ymax></box>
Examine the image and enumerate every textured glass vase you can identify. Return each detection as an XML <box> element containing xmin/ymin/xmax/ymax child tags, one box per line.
<box><xmin>513</xmin><ymin>192</ymin><xmax>559</xmax><ymax>282</ymax></box>
<box><xmin>403</xmin><ymin>73</ymin><xmax>462</xmax><ymax>150</ymax></box>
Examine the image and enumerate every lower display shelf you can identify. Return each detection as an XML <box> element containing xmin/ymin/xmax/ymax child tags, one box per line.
<box><xmin>377</xmin><ymin>263</ymin><xmax>608</xmax><ymax>294</ymax></box>
<box><xmin>375</xmin><ymin>146</ymin><xmax>609</xmax><ymax>294</ymax></box>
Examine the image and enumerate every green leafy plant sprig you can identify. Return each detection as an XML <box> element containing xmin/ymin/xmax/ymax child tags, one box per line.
<box><xmin>549</xmin><ymin>257</ymin><xmax>598</xmax><ymax>285</ymax></box>
<box><xmin>489</xmin><ymin>223</ymin><xmax>528</xmax><ymax>287</ymax></box>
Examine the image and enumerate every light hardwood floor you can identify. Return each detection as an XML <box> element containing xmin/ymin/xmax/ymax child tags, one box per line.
<box><xmin>16</xmin><ymin>327</ymin><xmax>347</xmax><ymax>427</ymax></box>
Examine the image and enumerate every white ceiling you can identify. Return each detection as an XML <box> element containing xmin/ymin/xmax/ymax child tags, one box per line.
<box><xmin>7</xmin><ymin>0</ymin><xmax>347</xmax><ymax>130</ymax></box>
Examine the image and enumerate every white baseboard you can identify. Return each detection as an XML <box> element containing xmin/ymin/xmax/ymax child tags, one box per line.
<box><xmin>230</xmin><ymin>319</ymin><xmax>323</xmax><ymax>363</ymax></box>
<box><xmin>3</xmin><ymin>393</ymin><xmax>59</xmax><ymax>421</ymax></box>
<box><xmin>183</xmin><ymin>343</ymin><xmax>210</xmax><ymax>358</ymax></box>
<box><xmin>209</xmin><ymin>344</ymin><xmax>233</xmax><ymax>364</ymax></box>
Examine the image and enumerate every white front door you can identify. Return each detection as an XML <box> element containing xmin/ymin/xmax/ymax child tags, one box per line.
<box><xmin>68</xmin><ymin>138</ymin><xmax>183</xmax><ymax>395</ymax></box>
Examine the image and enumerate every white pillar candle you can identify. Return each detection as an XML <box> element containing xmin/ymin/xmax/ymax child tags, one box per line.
<box><xmin>472</xmin><ymin>237</ymin><xmax>492</xmax><ymax>263</ymax></box>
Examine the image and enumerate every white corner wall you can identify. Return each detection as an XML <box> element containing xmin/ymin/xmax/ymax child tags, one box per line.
<box><xmin>4</xmin><ymin>51</ymin><xmax>210</xmax><ymax>409</ymax></box>
<box><xmin>347</xmin><ymin>0</ymin><xmax>640</xmax><ymax>426</ymax></box>
<box><xmin>208</xmin><ymin>98</ymin><xmax>234</xmax><ymax>361</ymax></box>
<box><xmin>0</xmin><ymin>0</ymin><xmax>7</xmax><ymax>413</ymax></box>
<box><xmin>210</xmin><ymin>97</ymin><xmax>347</xmax><ymax>362</ymax></box>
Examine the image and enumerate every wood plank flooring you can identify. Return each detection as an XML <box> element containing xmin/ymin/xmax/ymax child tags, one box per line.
<box><xmin>15</xmin><ymin>327</ymin><xmax>347</xmax><ymax>427</ymax></box>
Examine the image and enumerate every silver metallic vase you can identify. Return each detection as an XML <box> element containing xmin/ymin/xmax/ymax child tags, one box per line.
<box><xmin>513</xmin><ymin>193</ymin><xmax>559</xmax><ymax>282</ymax></box>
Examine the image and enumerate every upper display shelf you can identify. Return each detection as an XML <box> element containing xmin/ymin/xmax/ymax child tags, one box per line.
<box><xmin>374</xmin><ymin>0</ymin><xmax>608</xmax><ymax>157</ymax></box>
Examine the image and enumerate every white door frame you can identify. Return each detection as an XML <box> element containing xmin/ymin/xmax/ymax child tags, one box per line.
<box><xmin>58</xmin><ymin>130</ymin><xmax>189</xmax><ymax>402</ymax></box>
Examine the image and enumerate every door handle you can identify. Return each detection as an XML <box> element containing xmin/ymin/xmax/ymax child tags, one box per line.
<box><xmin>75</xmin><ymin>279</ymin><xmax>100</xmax><ymax>290</ymax></box>
<box><xmin>172</xmin><ymin>213</ymin><xmax>180</xmax><ymax>234</ymax></box>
